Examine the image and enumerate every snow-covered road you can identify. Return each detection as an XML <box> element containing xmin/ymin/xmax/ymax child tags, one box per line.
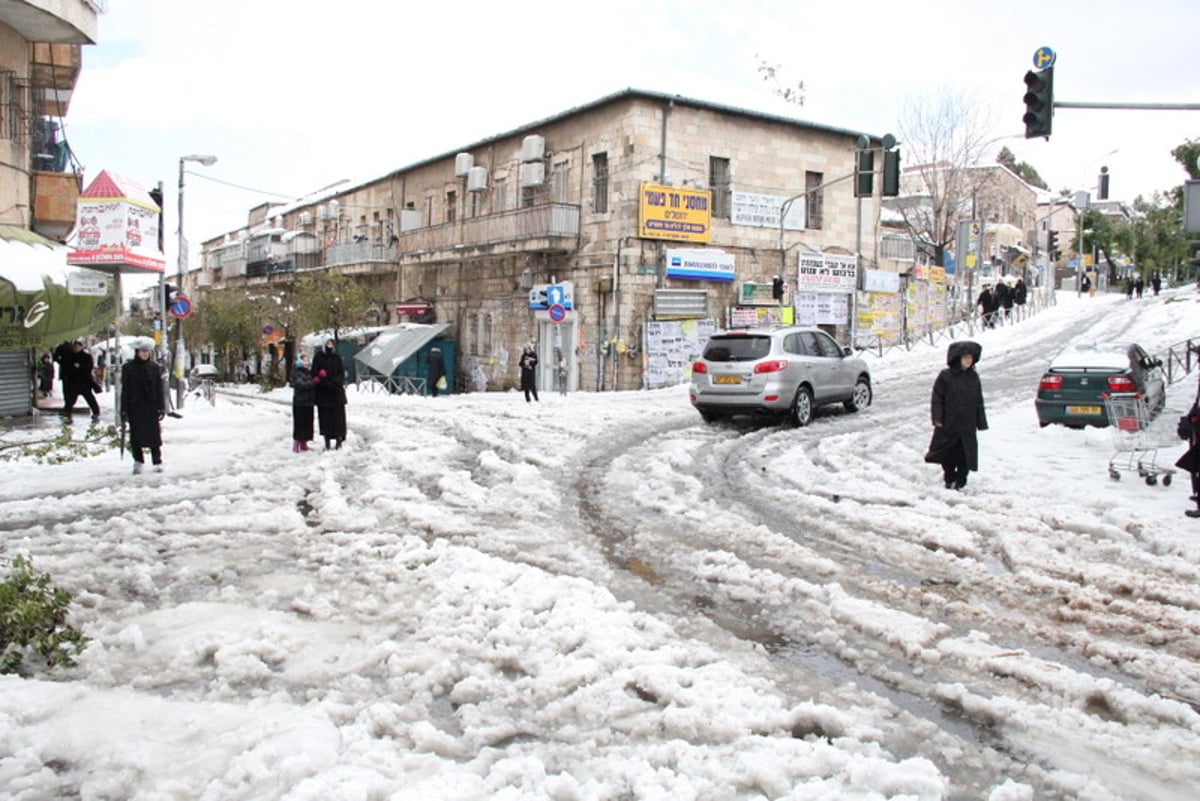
<box><xmin>1</xmin><ymin>289</ymin><xmax>1198</xmax><ymax>800</ymax></box>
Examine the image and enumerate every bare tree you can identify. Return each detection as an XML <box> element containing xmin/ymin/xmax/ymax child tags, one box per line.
<box><xmin>891</xmin><ymin>89</ymin><xmax>1006</xmax><ymax>268</ymax></box>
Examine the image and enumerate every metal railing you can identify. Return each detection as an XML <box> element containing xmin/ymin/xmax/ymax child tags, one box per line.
<box><xmin>395</xmin><ymin>202</ymin><xmax>580</xmax><ymax>254</ymax></box>
<box><xmin>1161</xmin><ymin>338</ymin><xmax>1200</xmax><ymax>386</ymax></box>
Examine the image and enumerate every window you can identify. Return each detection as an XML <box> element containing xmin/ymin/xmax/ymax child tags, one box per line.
<box><xmin>521</xmin><ymin>185</ymin><xmax>537</xmax><ymax>208</ymax></box>
<box><xmin>592</xmin><ymin>152</ymin><xmax>609</xmax><ymax>213</ymax></box>
<box><xmin>709</xmin><ymin>157</ymin><xmax>731</xmax><ymax>219</ymax></box>
<box><xmin>494</xmin><ymin>177</ymin><xmax>508</xmax><ymax>212</ymax></box>
<box><xmin>551</xmin><ymin>162</ymin><xmax>570</xmax><ymax>203</ymax></box>
<box><xmin>484</xmin><ymin>313</ymin><xmax>494</xmax><ymax>353</ymax></box>
<box><xmin>425</xmin><ymin>197</ymin><xmax>434</xmax><ymax>227</ymax></box>
<box><xmin>445</xmin><ymin>190</ymin><xmax>457</xmax><ymax>223</ymax></box>
<box><xmin>805</xmin><ymin>171</ymin><xmax>823</xmax><ymax>229</ymax></box>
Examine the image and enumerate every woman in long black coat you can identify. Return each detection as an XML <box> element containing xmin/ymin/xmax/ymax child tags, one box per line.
<box><xmin>120</xmin><ymin>339</ymin><xmax>165</xmax><ymax>473</ymax></box>
<box><xmin>925</xmin><ymin>341</ymin><xmax>988</xmax><ymax>490</ymax></box>
<box><xmin>311</xmin><ymin>338</ymin><xmax>347</xmax><ymax>450</ymax></box>
<box><xmin>1177</xmin><ymin>393</ymin><xmax>1200</xmax><ymax>519</ymax></box>
<box><xmin>290</xmin><ymin>352</ymin><xmax>316</xmax><ymax>452</ymax></box>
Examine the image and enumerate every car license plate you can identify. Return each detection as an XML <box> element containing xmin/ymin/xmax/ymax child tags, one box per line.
<box><xmin>1066</xmin><ymin>405</ymin><xmax>1102</xmax><ymax>415</ymax></box>
<box><xmin>714</xmin><ymin>375</ymin><xmax>742</xmax><ymax>385</ymax></box>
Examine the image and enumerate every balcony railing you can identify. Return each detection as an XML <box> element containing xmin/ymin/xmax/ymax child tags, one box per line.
<box><xmin>396</xmin><ymin>202</ymin><xmax>580</xmax><ymax>259</ymax></box>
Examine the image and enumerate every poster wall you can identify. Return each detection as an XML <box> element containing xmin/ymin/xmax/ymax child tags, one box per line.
<box><xmin>643</xmin><ymin>318</ymin><xmax>718</xmax><ymax>389</ymax></box>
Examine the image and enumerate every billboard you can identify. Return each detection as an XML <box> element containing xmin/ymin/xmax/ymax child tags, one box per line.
<box><xmin>67</xmin><ymin>170</ymin><xmax>165</xmax><ymax>274</ymax></box>
<box><xmin>638</xmin><ymin>183</ymin><xmax>711</xmax><ymax>243</ymax></box>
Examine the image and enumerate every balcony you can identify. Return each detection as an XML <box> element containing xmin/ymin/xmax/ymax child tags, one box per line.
<box><xmin>29</xmin><ymin>43</ymin><xmax>81</xmax><ymax>116</ymax></box>
<box><xmin>395</xmin><ymin>202</ymin><xmax>580</xmax><ymax>266</ymax></box>
<box><xmin>31</xmin><ymin>168</ymin><xmax>81</xmax><ymax>241</ymax></box>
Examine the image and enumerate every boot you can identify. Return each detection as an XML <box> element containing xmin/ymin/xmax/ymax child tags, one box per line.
<box><xmin>292</xmin><ymin>440</ymin><xmax>301</xmax><ymax>453</ymax></box>
<box><xmin>300</xmin><ymin>441</ymin><xmax>310</xmax><ymax>451</ymax></box>
<box><xmin>132</xmin><ymin>462</ymin><xmax>143</xmax><ymax>475</ymax></box>
<box><xmin>324</xmin><ymin>438</ymin><xmax>331</xmax><ymax>451</ymax></box>
<box><xmin>335</xmin><ymin>438</ymin><xmax>343</xmax><ymax>450</ymax></box>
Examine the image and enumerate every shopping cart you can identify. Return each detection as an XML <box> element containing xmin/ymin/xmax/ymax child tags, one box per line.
<box><xmin>1104</xmin><ymin>393</ymin><xmax>1174</xmax><ymax>486</ymax></box>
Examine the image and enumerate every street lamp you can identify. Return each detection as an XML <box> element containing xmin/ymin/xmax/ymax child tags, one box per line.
<box><xmin>173</xmin><ymin>153</ymin><xmax>217</xmax><ymax>408</ymax></box>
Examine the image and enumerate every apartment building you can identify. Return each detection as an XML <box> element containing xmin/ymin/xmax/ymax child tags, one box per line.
<box><xmin>0</xmin><ymin>0</ymin><xmax>100</xmax><ymax>415</ymax></box>
<box><xmin>199</xmin><ymin>89</ymin><xmax>889</xmax><ymax>393</ymax></box>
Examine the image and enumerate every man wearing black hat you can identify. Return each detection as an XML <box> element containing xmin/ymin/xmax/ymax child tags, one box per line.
<box><xmin>61</xmin><ymin>339</ymin><xmax>101</xmax><ymax>421</ymax></box>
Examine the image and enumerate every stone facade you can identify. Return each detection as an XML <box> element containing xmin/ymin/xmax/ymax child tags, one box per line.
<box><xmin>199</xmin><ymin>90</ymin><xmax>886</xmax><ymax>393</ymax></box>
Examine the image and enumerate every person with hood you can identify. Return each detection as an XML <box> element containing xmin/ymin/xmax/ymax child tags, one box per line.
<box><xmin>290</xmin><ymin>352</ymin><xmax>316</xmax><ymax>452</ymax></box>
<box><xmin>518</xmin><ymin>343</ymin><xmax>539</xmax><ymax>403</ymax></box>
<box><xmin>121</xmin><ymin>338</ymin><xmax>165</xmax><ymax>474</ymax></box>
<box><xmin>311</xmin><ymin>338</ymin><xmax>347</xmax><ymax>450</ymax></box>
<box><xmin>37</xmin><ymin>352</ymin><xmax>54</xmax><ymax>398</ymax></box>
<box><xmin>925</xmin><ymin>341</ymin><xmax>988</xmax><ymax>490</ymax></box>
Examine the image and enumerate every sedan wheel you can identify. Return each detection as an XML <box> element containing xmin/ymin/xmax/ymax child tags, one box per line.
<box><xmin>789</xmin><ymin>387</ymin><xmax>813</xmax><ymax>427</ymax></box>
<box><xmin>844</xmin><ymin>379</ymin><xmax>872</xmax><ymax>412</ymax></box>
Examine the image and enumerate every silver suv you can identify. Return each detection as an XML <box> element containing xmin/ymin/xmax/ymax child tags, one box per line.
<box><xmin>689</xmin><ymin>326</ymin><xmax>872</xmax><ymax>426</ymax></box>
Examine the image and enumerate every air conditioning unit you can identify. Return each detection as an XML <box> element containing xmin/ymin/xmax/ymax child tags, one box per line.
<box><xmin>455</xmin><ymin>152</ymin><xmax>474</xmax><ymax>177</ymax></box>
<box><xmin>521</xmin><ymin>135</ymin><xmax>545</xmax><ymax>163</ymax></box>
<box><xmin>519</xmin><ymin>162</ymin><xmax>545</xmax><ymax>187</ymax></box>
<box><xmin>316</xmin><ymin>204</ymin><xmax>327</xmax><ymax>221</ymax></box>
<box><xmin>299</xmin><ymin>210</ymin><xmax>312</xmax><ymax>227</ymax></box>
<box><xmin>466</xmin><ymin>166</ymin><xmax>488</xmax><ymax>192</ymax></box>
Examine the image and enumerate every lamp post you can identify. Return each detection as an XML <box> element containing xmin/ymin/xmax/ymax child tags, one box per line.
<box><xmin>175</xmin><ymin>153</ymin><xmax>217</xmax><ymax>409</ymax></box>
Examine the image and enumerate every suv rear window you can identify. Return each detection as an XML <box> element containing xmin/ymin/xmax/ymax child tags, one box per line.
<box><xmin>703</xmin><ymin>336</ymin><xmax>771</xmax><ymax>361</ymax></box>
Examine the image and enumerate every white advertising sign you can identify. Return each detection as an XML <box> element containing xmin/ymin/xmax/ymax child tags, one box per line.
<box><xmin>665</xmin><ymin>248</ymin><xmax>735</xmax><ymax>282</ymax></box>
<box><xmin>796</xmin><ymin>252</ymin><xmax>858</xmax><ymax>293</ymax></box>
<box><xmin>731</xmin><ymin>191</ymin><xmax>806</xmax><ymax>230</ymax></box>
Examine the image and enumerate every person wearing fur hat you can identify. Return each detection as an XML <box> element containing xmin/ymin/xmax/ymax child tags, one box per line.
<box><xmin>925</xmin><ymin>341</ymin><xmax>988</xmax><ymax>490</ymax></box>
<box><xmin>120</xmin><ymin>338</ymin><xmax>165</xmax><ymax>474</ymax></box>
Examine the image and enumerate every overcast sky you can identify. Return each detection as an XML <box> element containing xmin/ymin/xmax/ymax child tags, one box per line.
<box><xmin>63</xmin><ymin>0</ymin><xmax>1199</xmax><ymax>274</ymax></box>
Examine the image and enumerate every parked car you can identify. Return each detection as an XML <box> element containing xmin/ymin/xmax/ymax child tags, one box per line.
<box><xmin>689</xmin><ymin>326</ymin><xmax>872</xmax><ymax>426</ymax></box>
<box><xmin>1035</xmin><ymin>342</ymin><xmax>1166</xmax><ymax>429</ymax></box>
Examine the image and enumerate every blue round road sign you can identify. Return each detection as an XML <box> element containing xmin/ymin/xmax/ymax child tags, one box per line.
<box><xmin>548</xmin><ymin>303</ymin><xmax>567</xmax><ymax>322</ymax></box>
<box><xmin>1033</xmin><ymin>46</ymin><xmax>1056</xmax><ymax>70</ymax></box>
<box><xmin>168</xmin><ymin>295</ymin><xmax>192</xmax><ymax>319</ymax></box>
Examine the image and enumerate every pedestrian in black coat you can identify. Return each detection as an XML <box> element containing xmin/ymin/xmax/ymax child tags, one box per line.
<box><xmin>37</xmin><ymin>353</ymin><xmax>54</xmax><ymax>397</ymax></box>
<box><xmin>429</xmin><ymin>346</ymin><xmax>446</xmax><ymax>397</ymax></box>
<box><xmin>518</xmin><ymin>343</ymin><xmax>539</xmax><ymax>402</ymax></box>
<box><xmin>311</xmin><ymin>338</ymin><xmax>347</xmax><ymax>449</ymax></box>
<box><xmin>925</xmin><ymin>340</ymin><xmax>988</xmax><ymax>490</ymax></box>
<box><xmin>975</xmin><ymin>285</ymin><xmax>998</xmax><ymax>329</ymax></box>
<box><xmin>995</xmin><ymin>281</ymin><xmax>1013</xmax><ymax>321</ymax></box>
<box><xmin>61</xmin><ymin>339</ymin><xmax>101</xmax><ymax>420</ymax></box>
<box><xmin>1176</xmin><ymin>382</ymin><xmax>1200</xmax><ymax>518</ymax></box>
<box><xmin>1012</xmin><ymin>278</ymin><xmax>1027</xmax><ymax>308</ymax></box>
<box><xmin>290</xmin><ymin>352</ymin><xmax>316</xmax><ymax>452</ymax></box>
<box><xmin>120</xmin><ymin>340</ymin><xmax>165</xmax><ymax>473</ymax></box>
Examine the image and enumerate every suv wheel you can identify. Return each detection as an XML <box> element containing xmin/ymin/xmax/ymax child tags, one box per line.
<box><xmin>844</xmin><ymin>378</ymin><xmax>872</xmax><ymax>412</ymax></box>
<box><xmin>789</xmin><ymin>386</ymin><xmax>813</xmax><ymax>427</ymax></box>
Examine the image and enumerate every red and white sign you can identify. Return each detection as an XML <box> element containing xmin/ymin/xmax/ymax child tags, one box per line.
<box><xmin>395</xmin><ymin>301</ymin><xmax>432</xmax><ymax>316</ymax></box>
<box><xmin>66</xmin><ymin>170</ymin><xmax>165</xmax><ymax>275</ymax></box>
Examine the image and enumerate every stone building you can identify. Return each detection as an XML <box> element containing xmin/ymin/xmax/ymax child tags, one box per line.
<box><xmin>197</xmin><ymin>89</ymin><xmax>889</xmax><ymax>393</ymax></box>
<box><xmin>0</xmin><ymin>0</ymin><xmax>100</xmax><ymax>416</ymax></box>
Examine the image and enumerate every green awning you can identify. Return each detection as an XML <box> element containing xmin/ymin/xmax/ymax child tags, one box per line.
<box><xmin>0</xmin><ymin>225</ymin><xmax>117</xmax><ymax>350</ymax></box>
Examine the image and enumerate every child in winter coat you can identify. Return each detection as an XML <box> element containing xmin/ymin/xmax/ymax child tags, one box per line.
<box><xmin>290</xmin><ymin>353</ymin><xmax>316</xmax><ymax>452</ymax></box>
<box><xmin>925</xmin><ymin>341</ymin><xmax>989</xmax><ymax>490</ymax></box>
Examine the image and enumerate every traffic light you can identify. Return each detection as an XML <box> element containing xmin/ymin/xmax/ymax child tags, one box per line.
<box><xmin>854</xmin><ymin>148</ymin><xmax>874</xmax><ymax>198</ymax></box>
<box><xmin>1047</xmin><ymin>230</ymin><xmax>1058</xmax><ymax>261</ymax></box>
<box><xmin>882</xmin><ymin>149</ymin><xmax>901</xmax><ymax>197</ymax></box>
<box><xmin>771</xmin><ymin>275</ymin><xmax>785</xmax><ymax>300</ymax></box>
<box><xmin>1098</xmin><ymin>166</ymin><xmax>1110</xmax><ymax>201</ymax></box>
<box><xmin>1023</xmin><ymin>67</ymin><xmax>1054</xmax><ymax>139</ymax></box>
<box><xmin>162</xmin><ymin>282</ymin><xmax>179</xmax><ymax>312</ymax></box>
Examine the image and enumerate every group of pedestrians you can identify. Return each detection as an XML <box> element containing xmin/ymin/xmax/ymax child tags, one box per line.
<box><xmin>289</xmin><ymin>338</ymin><xmax>349</xmax><ymax>452</ymax></box>
<box><xmin>1124</xmin><ymin>273</ymin><xmax>1163</xmax><ymax>299</ymax></box>
<box><xmin>975</xmin><ymin>277</ymin><xmax>1027</xmax><ymax>329</ymax></box>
